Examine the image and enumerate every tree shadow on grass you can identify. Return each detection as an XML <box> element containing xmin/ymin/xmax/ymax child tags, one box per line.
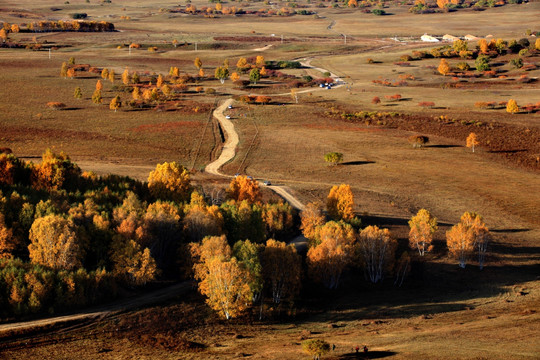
<box><xmin>342</xmin><ymin>161</ymin><xmax>375</xmax><ymax>166</ymax></box>
<box><xmin>339</xmin><ymin>351</ymin><xmax>397</xmax><ymax>359</ymax></box>
<box><xmin>426</xmin><ymin>144</ymin><xmax>462</xmax><ymax>149</ymax></box>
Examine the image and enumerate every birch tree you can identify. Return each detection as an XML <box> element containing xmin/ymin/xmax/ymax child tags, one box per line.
<box><xmin>357</xmin><ymin>225</ymin><xmax>396</xmax><ymax>283</ymax></box>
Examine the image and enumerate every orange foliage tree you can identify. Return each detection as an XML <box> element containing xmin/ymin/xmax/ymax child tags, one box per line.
<box><xmin>261</xmin><ymin>239</ymin><xmax>301</xmax><ymax>304</ymax></box>
<box><xmin>148</xmin><ymin>162</ymin><xmax>192</xmax><ymax>203</ymax></box>
<box><xmin>438</xmin><ymin>58</ymin><xmax>450</xmax><ymax>76</ymax></box>
<box><xmin>357</xmin><ymin>225</ymin><xmax>396</xmax><ymax>283</ymax></box>
<box><xmin>31</xmin><ymin>149</ymin><xmax>81</xmax><ymax>191</ymax></box>
<box><xmin>327</xmin><ymin>184</ymin><xmax>354</xmax><ymax>222</ymax></box>
<box><xmin>300</xmin><ymin>202</ymin><xmax>325</xmax><ymax>245</ymax></box>
<box><xmin>0</xmin><ymin>214</ymin><xmax>16</xmax><ymax>259</ymax></box>
<box><xmin>191</xmin><ymin>235</ymin><xmax>252</xmax><ymax>319</ymax></box>
<box><xmin>307</xmin><ymin>221</ymin><xmax>355</xmax><ymax>289</ymax></box>
<box><xmin>28</xmin><ymin>215</ymin><xmax>82</xmax><ymax>270</ymax></box>
<box><xmin>262</xmin><ymin>201</ymin><xmax>294</xmax><ymax>240</ymax></box>
<box><xmin>227</xmin><ymin>175</ymin><xmax>261</xmax><ymax>203</ymax></box>
<box><xmin>459</xmin><ymin>212</ymin><xmax>490</xmax><ymax>269</ymax></box>
<box><xmin>446</xmin><ymin>221</ymin><xmax>474</xmax><ymax>268</ymax></box>
<box><xmin>110</xmin><ymin>237</ymin><xmax>158</xmax><ymax>286</ymax></box>
<box><xmin>466</xmin><ymin>132</ymin><xmax>479</xmax><ymax>153</ymax></box>
<box><xmin>408</xmin><ymin>209</ymin><xmax>438</xmax><ymax>256</ymax></box>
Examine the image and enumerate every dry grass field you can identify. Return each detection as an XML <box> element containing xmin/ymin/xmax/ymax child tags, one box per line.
<box><xmin>0</xmin><ymin>0</ymin><xmax>539</xmax><ymax>358</ymax></box>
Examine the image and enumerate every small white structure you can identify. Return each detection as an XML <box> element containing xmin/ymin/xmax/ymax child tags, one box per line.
<box><xmin>421</xmin><ymin>34</ymin><xmax>440</xmax><ymax>42</ymax></box>
<box><xmin>464</xmin><ymin>34</ymin><xmax>480</xmax><ymax>41</ymax></box>
<box><xmin>443</xmin><ymin>34</ymin><xmax>460</xmax><ymax>42</ymax></box>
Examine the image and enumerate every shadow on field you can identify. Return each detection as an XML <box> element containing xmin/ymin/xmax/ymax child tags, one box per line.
<box><xmin>342</xmin><ymin>161</ymin><xmax>375</xmax><ymax>166</ymax></box>
<box><xmin>426</xmin><ymin>144</ymin><xmax>462</xmax><ymax>149</ymax></box>
<box><xmin>339</xmin><ymin>351</ymin><xmax>397</xmax><ymax>359</ymax></box>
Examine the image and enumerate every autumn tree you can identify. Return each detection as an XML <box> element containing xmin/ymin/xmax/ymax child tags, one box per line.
<box><xmin>357</xmin><ymin>225</ymin><xmax>396</xmax><ymax>283</ymax></box>
<box><xmin>220</xmin><ymin>200</ymin><xmax>265</xmax><ymax>244</ymax></box>
<box><xmin>236</xmin><ymin>57</ymin><xmax>248</xmax><ymax>72</ymax></box>
<box><xmin>300</xmin><ymin>202</ymin><xmax>325</xmax><ymax>245</ymax></box>
<box><xmin>28</xmin><ymin>215</ymin><xmax>82</xmax><ymax>270</ymax></box>
<box><xmin>0</xmin><ymin>214</ymin><xmax>16</xmax><ymax>259</ymax></box>
<box><xmin>233</xmin><ymin>239</ymin><xmax>263</xmax><ymax>302</ymax></box>
<box><xmin>460</xmin><ymin>212</ymin><xmax>490</xmax><ymax>270</ymax></box>
<box><xmin>74</xmin><ymin>87</ymin><xmax>82</xmax><ymax>99</ymax></box>
<box><xmin>131</xmin><ymin>72</ymin><xmax>140</xmax><ymax>84</ymax></box>
<box><xmin>324</xmin><ymin>152</ymin><xmax>343</xmax><ymax>166</ymax></box>
<box><xmin>191</xmin><ymin>235</ymin><xmax>252</xmax><ymax>319</ymax></box>
<box><xmin>108</xmin><ymin>69</ymin><xmax>115</xmax><ymax>83</ymax></box>
<box><xmin>438</xmin><ymin>58</ymin><xmax>450</xmax><ymax>76</ymax></box>
<box><xmin>536</xmin><ymin>38</ymin><xmax>540</xmax><ymax>51</ymax></box>
<box><xmin>109</xmin><ymin>95</ymin><xmax>121</xmax><ymax>112</ymax></box>
<box><xmin>506</xmin><ymin>99</ymin><xmax>519</xmax><ymax>114</ymax></box>
<box><xmin>227</xmin><ymin>175</ymin><xmax>261</xmax><ymax>203</ymax></box>
<box><xmin>453</xmin><ymin>39</ymin><xmax>468</xmax><ymax>53</ymax></box>
<box><xmin>307</xmin><ymin>221</ymin><xmax>356</xmax><ymax>289</ymax></box>
<box><xmin>302</xmin><ymin>339</ymin><xmax>330</xmax><ymax>360</ymax></box>
<box><xmin>262</xmin><ymin>239</ymin><xmax>301</xmax><ymax>303</ymax></box>
<box><xmin>92</xmin><ymin>89</ymin><xmax>102</xmax><ymax>104</ymax></box>
<box><xmin>60</xmin><ymin>62</ymin><xmax>68</xmax><ymax>78</ymax></box>
<box><xmin>262</xmin><ymin>201</ymin><xmax>294</xmax><ymax>240</ymax></box>
<box><xmin>110</xmin><ymin>236</ymin><xmax>158</xmax><ymax>286</ymax></box>
<box><xmin>291</xmin><ymin>88</ymin><xmax>298</xmax><ymax>104</ymax></box>
<box><xmin>466</xmin><ymin>132</ymin><xmax>479</xmax><ymax>152</ymax></box>
<box><xmin>255</xmin><ymin>55</ymin><xmax>265</xmax><ymax>68</ymax></box>
<box><xmin>326</xmin><ymin>184</ymin><xmax>354</xmax><ymax>222</ymax></box>
<box><xmin>446</xmin><ymin>222</ymin><xmax>474</xmax><ymax>268</ymax></box>
<box><xmin>0</xmin><ymin>28</ymin><xmax>7</xmax><ymax>43</ymax></box>
<box><xmin>31</xmin><ymin>149</ymin><xmax>81</xmax><ymax>191</ymax></box>
<box><xmin>156</xmin><ymin>74</ymin><xmax>163</xmax><ymax>88</ymax></box>
<box><xmin>122</xmin><ymin>68</ymin><xmax>130</xmax><ymax>85</ymax></box>
<box><xmin>183</xmin><ymin>192</ymin><xmax>224</xmax><ymax>243</ymax></box>
<box><xmin>101</xmin><ymin>68</ymin><xmax>109</xmax><ymax>80</ymax></box>
<box><xmin>148</xmin><ymin>162</ymin><xmax>192</xmax><ymax>203</ymax></box>
<box><xmin>198</xmin><ymin>68</ymin><xmax>205</xmax><ymax>78</ymax></box>
<box><xmin>475</xmin><ymin>54</ymin><xmax>490</xmax><ymax>71</ymax></box>
<box><xmin>478</xmin><ymin>39</ymin><xmax>489</xmax><ymax>54</ymax></box>
<box><xmin>408</xmin><ymin>209</ymin><xmax>438</xmax><ymax>256</ymax></box>
<box><xmin>194</xmin><ymin>57</ymin><xmax>202</xmax><ymax>69</ymax></box>
<box><xmin>230</xmin><ymin>72</ymin><xmax>240</xmax><ymax>82</ymax></box>
<box><xmin>96</xmin><ymin>79</ymin><xmax>103</xmax><ymax>91</ymax></box>
<box><xmin>215</xmin><ymin>66</ymin><xmax>229</xmax><ymax>84</ymax></box>
<box><xmin>260</xmin><ymin>66</ymin><xmax>267</xmax><ymax>76</ymax></box>
<box><xmin>132</xmin><ymin>86</ymin><xmax>141</xmax><ymax>101</ymax></box>
<box><xmin>66</xmin><ymin>68</ymin><xmax>75</xmax><ymax>79</ymax></box>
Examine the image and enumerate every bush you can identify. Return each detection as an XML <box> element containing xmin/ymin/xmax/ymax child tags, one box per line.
<box><xmin>408</xmin><ymin>135</ymin><xmax>429</xmax><ymax>148</ymax></box>
<box><xmin>72</xmin><ymin>13</ymin><xmax>88</xmax><ymax>19</ymax></box>
<box><xmin>46</xmin><ymin>102</ymin><xmax>66</xmax><ymax>110</ymax></box>
<box><xmin>372</xmin><ymin>9</ymin><xmax>386</xmax><ymax>15</ymax></box>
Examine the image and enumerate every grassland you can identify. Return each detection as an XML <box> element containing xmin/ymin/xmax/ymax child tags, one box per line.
<box><xmin>0</xmin><ymin>0</ymin><xmax>539</xmax><ymax>358</ymax></box>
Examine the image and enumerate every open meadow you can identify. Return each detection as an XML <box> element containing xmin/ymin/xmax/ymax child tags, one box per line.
<box><xmin>0</xmin><ymin>0</ymin><xmax>539</xmax><ymax>358</ymax></box>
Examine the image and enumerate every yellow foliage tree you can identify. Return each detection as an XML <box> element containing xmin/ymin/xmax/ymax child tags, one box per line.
<box><xmin>236</xmin><ymin>57</ymin><xmax>248</xmax><ymax>71</ymax></box>
<box><xmin>260</xmin><ymin>66</ymin><xmax>267</xmax><ymax>76</ymax></box>
<box><xmin>132</xmin><ymin>86</ymin><xmax>141</xmax><ymax>100</ymax></box>
<box><xmin>227</xmin><ymin>175</ymin><xmax>262</xmax><ymax>203</ymax></box>
<box><xmin>0</xmin><ymin>214</ymin><xmax>16</xmax><ymax>259</ymax></box>
<box><xmin>408</xmin><ymin>209</ymin><xmax>438</xmax><ymax>256</ymax></box>
<box><xmin>96</xmin><ymin>79</ymin><xmax>103</xmax><ymax>91</ymax></box>
<box><xmin>60</xmin><ymin>62</ymin><xmax>68</xmax><ymax>78</ymax></box>
<box><xmin>327</xmin><ymin>184</ymin><xmax>354</xmax><ymax>222</ymax></box>
<box><xmin>122</xmin><ymin>68</ymin><xmax>130</xmax><ymax>85</ymax></box>
<box><xmin>194</xmin><ymin>57</ymin><xmax>202</xmax><ymax>69</ymax></box>
<box><xmin>109</xmin><ymin>95</ymin><xmax>121</xmax><ymax>112</ymax></box>
<box><xmin>101</xmin><ymin>68</ymin><xmax>109</xmax><ymax>80</ymax></box>
<box><xmin>446</xmin><ymin>221</ymin><xmax>474</xmax><ymax>268</ymax></box>
<box><xmin>110</xmin><ymin>237</ymin><xmax>158</xmax><ymax>286</ymax></box>
<box><xmin>255</xmin><ymin>55</ymin><xmax>265</xmax><ymax>67</ymax></box>
<box><xmin>506</xmin><ymin>99</ymin><xmax>519</xmax><ymax>114</ymax></box>
<box><xmin>31</xmin><ymin>149</ymin><xmax>81</xmax><ymax>191</ymax></box>
<box><xmin>438</xmin><ymin>58</ymin><xmax>450</xmax><ymax>76</ymax></box>
<box><xmin>307</xmin><ymin>221</ymin><xmax>355</xmax><ymax>289</ymax></box>
<box><xmin>357</xmin><ymin>225</ymin><xmax>396</xmax><ymax>283</ymax></box>
<box><xmin>459</xmin><ymin>212</ymin><xmax>490</xmax><ymax>269</ymax></box>
<box><xmin>28</xmin><ymin>215</ymin><xmax>82</xmax><ymax>270</ymax></box>
<box><xmin>156</xmin><ymin>74</ymin><xmax>163</xmax><ymax>88</ymax></box>
<box><xmin>300</xmin><ymin>202</ymin><xmax>325</xmax><ymax>245</ymax></box>
<box><xmin>437</xmin><ymin>0</ymin><xmax>449</xmax><ymax>8</ymax></box>
<box><xmin>66</xmin><ymin>68</ymin><xmax>75</xmax><ymax>79</ymax></box>
<box><xmin>478</xmin><ymin>39</ymin><xmax>489</xmax><ymax>54</ymax></box>
<box><xmin>183</xmin><ymin>192</ymin><xmax>224</xmax><ymax>242</ymax></box>
<box><xmin>191</xmin><ymin>235</ymin><xmax>252</xmax><ymax>319</ymax></box>
<box><xmin>108</xmin><ymin>69</ymin><xmax>115</xmax><ymax>83</ymax></box>
<box><xmin>262</xmin><ymin>239</ymin><xmax>301</xmax><ymax>304</ymax></box>
<box><xmin>148</xmin><ymin>162</ymin><xmax>192</xmax><ymax>203</ymax></box>
<box><xmin>466</xmin><ymin>132</ymin><xmax>479</xmax><ymax>153</ymax></box>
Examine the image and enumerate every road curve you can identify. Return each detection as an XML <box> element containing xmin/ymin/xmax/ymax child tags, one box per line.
<box><xmin>205</xmin><ymin>98</ymin><xmax>237</xmax><ymax>177</ymax></box>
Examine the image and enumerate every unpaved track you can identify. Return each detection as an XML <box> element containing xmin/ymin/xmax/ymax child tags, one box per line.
<box><xmin>0</xmin><ymin>282</ymin><xmax>191</xmax><ymax>336</ymax></box>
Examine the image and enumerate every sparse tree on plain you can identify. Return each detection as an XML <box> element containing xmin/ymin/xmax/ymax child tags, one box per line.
<box><xmin>194</xmin><ymin>57</ymin><xmax>202</xmax><ymax>69</ymax></box>
<box><xmin>101</xmin><ymin>68</ymin><xmax>109</xmax><ymax>80</ymax></box>
<box><xmin>74</xmin><ymin>87</ymin><xmax>82</xmax><ymax>99</ymax></box>
<box><xmin>438</xmin><ymin>58</ymin><xmax>450</xmax><ymax>76</ymax></box>
<box><xmin>324</xmin><ymin>152</ymin><xmax>343</xmax><ymax>166</ymax></box>
<box><xmin>122</xmin><ymin>69</ymin><xmax>130</xmax><ymax>85</ymax></box>
<box><xmin>108</xmin><ymin>69</ymin><xmax>115</xmax><ymax>83</ymax></box>
<box><xmin>446</xmin><ymin>222</ymin><xmax>474</xmax><ymax>268</ymax></box>
<box><xmin>302</xmin><ymin>339</ymin><xmax>330</xmax><ymax>360</ymax></box>
<box><xmin>92</xmin><ymin>89</ymin><xmax>102</xmax><ymax>104</ymax></box>
<box><xmin>408</xmin><ymin>209</ymin><xmax>438</xmax><ymax>256</ymax></box>
<box><xmin>215</xmin><ymin>66</ymin><xmax>229</xmax><ymax>84</ymax></box>
<box><xmin>506</xmin><ymin>99</ymin><xmax>519</xmax><ymax>114</ymax></box>
<box><xmin>109</xmin><ymin>95</ymin><xmax>121</xmax><ymax>112</ymax></box>
<box><xmin>466</xmin><ymin>132</ymin><xmax>479</xmax><ymax>153</ymax></box>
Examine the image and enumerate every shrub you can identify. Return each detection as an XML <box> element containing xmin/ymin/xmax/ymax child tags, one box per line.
<box><xmin>408</xmin><ymin>135</ymin><xmax>429</xmax><ymax>148</ymax></box>
<box><xmin>372</xmin><ymin>9</ymin><xmax>386</xmax><ymax>15</ymax></box>
<box><xmin>72</xmin><ymin>13</ymin><xmax>88</xmax><ymax>19</ymax></box>
<box><xmin>418</xmin><ymin>101</ymin><xmax>435</xmax><ymax>108</ymax></box>
<box><xmin>46</xmin><ymin>102</ymin><xmax>66</xmax><ymax>110</ymax></box>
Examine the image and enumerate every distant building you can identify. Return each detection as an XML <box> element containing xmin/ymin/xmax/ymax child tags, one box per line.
<box><xmin>464</xmin><ymin>34</ymin><xmax>480</xmax><ymax>41</ymax></box>
<box><xmin>421</xmin><ymin>34</ymin><xmax>440</xmax><ymax>42</ymax></box>
<box><xmin>442</xmin><ymin>34</ymin><xmax>460</xmax><ymax>42</ymax></box>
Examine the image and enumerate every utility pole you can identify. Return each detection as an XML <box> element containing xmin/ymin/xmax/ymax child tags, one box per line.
<box><xmin>281</xmin><ymin>34</ymin><xmax>283</xmax><ymax>44</ymax></box>
<box><xmin>344</xmin><ymin>34</ymin><xmax>347</xmax><ymax>44</ymax></box>
<box><xmin>48</xmin><ymin>48</ymin><xmax>51</xmax><ymax>59</ymax></box>
<box><xmin>195</xmin><ymin>42</ymin><xmax>198</xmax><ymax>51</ymax></box>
